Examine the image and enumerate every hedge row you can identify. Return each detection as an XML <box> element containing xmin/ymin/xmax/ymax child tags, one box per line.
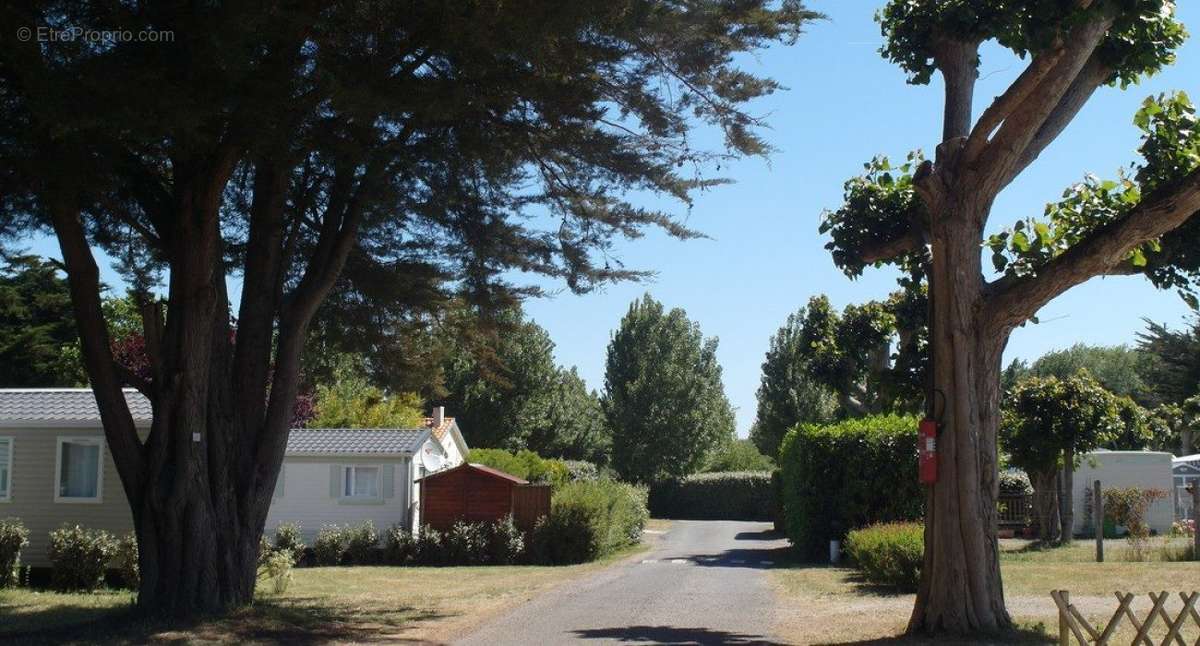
<box><xmin>531</xmin><ymin>479</ymin><xmax>648</xmax><ymax>564</ymax></box>
<box><xmin>778</xmin><ymin>415</ymin><xmax>923</xmax><ymax>560</ymax></box>
<box><xmin>647</xmin><ymin>471</ymin><xmax>773</xmax><ymax>521</ymax></box>
<box><xmin>0</xmin><ymin>519</ymin><xmax>138</xmax><ymax>592</ymax></box>
<box><xmin>844</xmin><ymin>522</ymin><xmax>923</xmax><ymax>590</ymax></box>
<box><xmin>467</xmin><ymin>448</ymin><xmax>572</xmax><ymax>487</ymax></box>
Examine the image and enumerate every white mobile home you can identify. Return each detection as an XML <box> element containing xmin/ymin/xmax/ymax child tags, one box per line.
<box><xmin>0</xmin><ymin>389</ymin><xmax>466</xmax><ymax>565</ymax></box>
<box><xmin>1174</xmin><ymin>454</ymin><xmax>1199</xmax><ymax>522</ymax></box>
<box><xmin>1069</xmin><ymin>450</ymin><xmax>1176</xmax><ymax>536</ymax></box>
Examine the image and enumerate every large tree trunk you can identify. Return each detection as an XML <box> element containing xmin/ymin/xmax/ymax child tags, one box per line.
<box><xmin>907</xmin><ymin>193</ymin><xmax>1012</xmax><ymax>635</ymax></box>
<box><xmin>1030</xmin><ymin>470</ymin><xmax>1061</xmax><ymax>543</ymax></box>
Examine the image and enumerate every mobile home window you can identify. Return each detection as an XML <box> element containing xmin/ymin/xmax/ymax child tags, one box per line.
<box><xmin>55</xmin><ymin>437</ymin><xmax>103</xmax><ymax>502</ymax></box>
<box><xmin>343</xmin><ymin>465</ymin><xmax>380</xmax><ymax>498</ymax></box>
<box><xmin>0</xmin><ymin>437</ymin><xmax>11</xmax><ymax>501</ymax></box>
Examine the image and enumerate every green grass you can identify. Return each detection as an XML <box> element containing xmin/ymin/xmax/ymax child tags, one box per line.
<box><xmin>0</xmin><ymin>541</ymin><xmax>653</xmax><ymax>645</ymax></box>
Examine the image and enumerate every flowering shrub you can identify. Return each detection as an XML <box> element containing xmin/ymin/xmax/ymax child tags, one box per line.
<box><xmin>0</xmin><ymin>518</ymin><xmax>30</xmax><ymax>588</ymax></box>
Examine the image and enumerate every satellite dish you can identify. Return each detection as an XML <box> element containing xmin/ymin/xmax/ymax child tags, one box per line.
<box><xmin>421</xmin><ymin>445</ymin><xmax>446</xmax><ymax>472</ymax></box>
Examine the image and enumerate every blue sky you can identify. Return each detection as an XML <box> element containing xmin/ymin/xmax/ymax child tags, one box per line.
<box><xmin>22</xmin><ymin>1</ymin><xmax>1200</xmax><ymax>437</ymax></box>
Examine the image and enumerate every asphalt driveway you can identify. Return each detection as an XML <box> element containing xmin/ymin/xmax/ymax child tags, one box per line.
<box><xmin>455</xmin><ymin>520</ymin><xmax>792</xmax><ymax>645</ymax></box>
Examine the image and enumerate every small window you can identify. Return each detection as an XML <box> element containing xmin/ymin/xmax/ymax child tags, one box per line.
<box><xmin>0</xmin><ymin>437</ymin><xmax>11</xmax><ymax>501</ymax></box>
<box><xmin>55</xmin><ymin>437</ymin><xmax>103</xmax><ymax>503</ymax></box>
<box><xmin>343</xmin><ymin>466</ymin><xmax>379</xmax><ymax>498</ymax></box>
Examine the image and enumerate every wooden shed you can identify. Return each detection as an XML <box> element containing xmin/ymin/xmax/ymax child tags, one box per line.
<box><xmin>417</xmin><ymin>463</ymin><xmax>550</xmax><ymax>532</ymax></box>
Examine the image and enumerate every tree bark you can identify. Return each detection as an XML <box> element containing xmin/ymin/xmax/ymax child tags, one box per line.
<box><xmin>1059</xmin><ymin>449</ymin><xmax>1075</xmax><ymax>543</ymax></box>
<box><xmin>907</xmin><ymin>190</ymin><xmax>1012</xmax><ymax>635</ymax></box>
<box><xmin>1030</xmin><ymin>470</ymin><xmax>1061</xmax><ymax>543</ymax></box>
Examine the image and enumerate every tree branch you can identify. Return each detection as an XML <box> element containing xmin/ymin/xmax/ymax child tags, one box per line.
<box><xmin>985</xmin><ymin>168</ymin><xmax>1200</xmax><ymax>331</ymax></box>
<box><xmin>935</xmin><ymin>40</ymin><xmax>981</xmax><ymax>142</ymax></box>
<box><xmin>860</xmin><ymin>230</ymin><xmax>924</xmax><ymax>264</ymax></box>
<box><xmin>974</xmin><ymin>12</ymin><xmax>1114</xmax><ymax>196</ymax></box>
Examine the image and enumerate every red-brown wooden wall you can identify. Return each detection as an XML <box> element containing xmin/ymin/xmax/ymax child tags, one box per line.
<box><xmin>420</xmin><ymin>464</ymin><xmax>549</xmax><ymax>532</ymax></box>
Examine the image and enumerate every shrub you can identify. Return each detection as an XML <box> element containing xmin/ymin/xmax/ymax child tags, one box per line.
<box><xmin>844</xmin><ymin>522</ymin><xmax>924</xmax><ymax>590</ymax></box>
<box><xmin>563</xmin><ymin>460</ymin><xmax>600</xmax><ymax>482</ymax></box>
<box><xmin>47</xmin><ymin>525</ymin><xmax>117</xmax><ymax>591</ymax></box>
<box><xmin>468</xmin><ymin>448</ymin><xmax>571</xmax><ymax>487</ymax></box>
<box><xmin>1103</xmin><ymin>487</ymin><xmax>1168</xmax><ymax>538</ymax></box>
<box><xmin>259</xmin><ymin>549</ymin><xmax>294</xmax><ymax>594</ymax></box>
<box><xmin>648</xmin><ymin>471</ymin><xmax>773</xmax><ymax>521</ymax></box>
<box><xmin>0</xmin><ymin>518</ymin><xmax>30</xmax><ymax>588</ymax></box>
<box><xmin>488</xmin><ymin>516</ymin><xmax>525</xmax><ymax>565</ymax></box>
<box><xmin>704</xmin><ymin>439</ymin><xmax>775</xmax><ymax>472</ymax></box>
<box><xmin>114</xmin><ymin>532</ymin><xmax>139</xmax><ymax>590</ymax></box>
<box><xmin>273</xmin><ymin>522</ymin><xmax>304</xmax><ymax>564</ymax></box>
<box><xmin>998</xmin><ymin>471</ymin><xmax>1033</xmax><ymax>496</ymax></box>
<box><xmin>344</xmin><ymin>521</ymin><xmax>380</xmax><ymax>565</ymax></box>
<box><xmin>414</xmin><ymin>526</ymin><xmax>444</xmax><ymax>565</ymax></box>
<box><xmin>531</xmin><ymin>479</ymin><xmax>648</xmax><ymax>564</ymax></box>
<box><xmin>383</xmin><ymin>524</ymin><xmax>417</xmax><ymax>565</ymax></box>
<box><xmin>778</xmin><ymin>415</ymin><xmax>923</xmax><ymax>560</ymax></box>
<box><xmin>313</xmin><ymin>525</ymin><xmax>348</xmax><ymax>566</ymax></box>
<box><xmin>445</xmin><ymin>521</ymin><xmax>489</xmax><ymax>565</ymax></box>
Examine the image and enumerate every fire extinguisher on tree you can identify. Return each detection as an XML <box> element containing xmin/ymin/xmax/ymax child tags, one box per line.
<box><xmin>918</xmin><ymin>418</ymin><xmax>938</xmax><ymax>484</ymax></box>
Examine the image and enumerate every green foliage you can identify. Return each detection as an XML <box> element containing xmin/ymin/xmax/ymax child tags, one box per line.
<box><xmin>487</xmin><ymin>516</ymin><xmax>526</xmax><ymax>566</ymax></box>
<box><xmin>844</xmin><ymin>522</ymin><xmax>924</xmax><ymax>590</ymax></box>
<box><xmin>753</xmin><ymin>307</ymin><xmax>838</xmax><ymax>457</ymax></box>
<box><xmin>1025</xmin><ymin>344</ymin><xmax>1157</xmax><ymax>405</ymax></box>
<box><xmin>444</xmin><ymin>521</ymin><xmax>490</xmax><ymax>566</ymax></box>
<box><xmin>705</xmin><ymin>439</ymin><xmax>775</xmax><ymax>473</ymax></box>
<box><xmin>988</xmin><ymin>92</ymin><xmax>1200</xmax><ymax>300</ymax></box>
<box><xmin>1001</xmin><ymin>372</ymin><xmax>1127</xmax><ymax>477</ymax></box>
<box><xmin>114</xmin><ymin>533</ymin><xmax>139</xmax><ymax>590</ymax></box>
<box><xmin>441</xmin><ymin>308</ymin><xmax>611</xmax><ymax>462</ymax></box>
<box><xmin>819</xmin><ymin>154</ymin><xmax>927</xmax><ymax>278</ymax></box>
<box><xmin>468</xmin><ymin>448</ymin><xmax>571</xmax><ymax>487</ymax></box>
<box><xmin>778</xmin><ymin>415</ymin><xmax>924</xmax><ymax>560</ymax></box>
<box><xmin>383</xmin><ymin>525</ymin><xmax>417</xmax><ymax>566</ymax></box>
<box><xmin>0</xmin><ymin>255</ymin><xmax>81</xmax><ymax>386</ymax></box>
<box><xmin>272</xmin><ymin>522</ymin><xmax>305</xmax><ymax>565</ymax></box>
<box><xmin>878</xmin><ymin>1</ymin><xmax>1186</xmax><ymax>87</ymax></box>
<box><xmin>603</xmin><ymin>294</ymin><xmax>735</xmax><ymax>482</ymax></box>
<box><xmin>648</xmin><ymin>471</ymin><xmax>774</xmax><ymax>521</ymax></box>
<box><xmin>259</xmin><ymin>550</ymin><xmax>294</xmax><ymax>594</ymax></box>
<box><xmin>343</xmin><ymin>521</ymin><xmax>380</xmax><ymax>565</ymax></box>
<box><xmin>413</xmin><ymin>527</ymin><xmax>445</xmax><ymax>566</ymax></box>
<box><xmin>1102</xmin><ymin>487</ymin><xmax>1169</xmax><ymax>539</ymax></box>
<box><xmin>47</xmin><ymin>525</ymin><xmax>116</xmax><ymax>592</ymax></box>
<box><xmin>998</xmin><ymin>471</ymin><xmax>1033</xmax><ymax>497</ymax></box>
<box><xmin>530</xmin><ymin>480</ymin><xmax>648</xmax><ymax>565</ymax></box>
<box><xmin>309</xmin><ymin>355</ymin><xmax>424</xmax><ymax>429</ymax></box>
<box><xmin>313</xmin><ymin>525</ymin><xmax>348</xmax><ymax>566</ymax></box>
<box><xmin>0</xmin><ymin>518</ymin><xmax>29</xmax><ymax>588</ymax></box>
<box><xmin>1138</xmin><ymin>316</ymin><xmax>1200</xmax><ymax>406</ymax></box>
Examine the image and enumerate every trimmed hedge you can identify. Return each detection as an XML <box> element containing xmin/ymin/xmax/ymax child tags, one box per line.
<box><xmin>844</xmin><ymin>522</ymin><xmax>923</xmax><ymax>590</ymax></box>
<box><xmin>778</xmin><ymin>415</ymin><xmax>923</xmax><ymax>560</ymax></box>
<box><xmin>530</xmin><ymin>479</ymin><xmax>648</xmax><ymax>564</ymax></box>
<box><xmin>648</xmin><ymin>471</ymin><xmax>773</xmax><ymax>521</ymax></box>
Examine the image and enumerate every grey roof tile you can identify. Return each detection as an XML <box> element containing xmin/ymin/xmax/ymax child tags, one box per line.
<box><xmin>0</xmin><ymin>389</ymin><xmax>152</xmax><ymax>423</ymax></box>
<box><xmin>286</xmin><ymin>428</ymin><xmax>428</xmax><ymax>455</ymax></box>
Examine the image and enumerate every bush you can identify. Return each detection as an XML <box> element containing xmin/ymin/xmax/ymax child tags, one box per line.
<box><xmin>488</xmin><ymin>516</ymin><xmax>525</xmax><ymax>565</ymax></box>
<box><xmin>468</xmin><ymin>448</ymin><xmax>571</xmax><ymax>487</ymax></box>
<box><xmin>47</xmin><ymin>525</ymin><xmax>117</xmax><ymax>591</ymax></box>
<box><xmin>779</xmin><ymin>415</ymin><xmax>923</xmax><ymax>560</ymax></box>
<box><xmin>844</xmin><ymin>522</ymin><xmax>924</xmax><ymax>590</ymax></box>
<box><xmin>648</xmin><ymin>471</ymin><xmax>773</xmax><ymax>521</ymax></box>
<box><xmin>114</xmin><ymin>532</ymin><xmax>139</xmax><ymax>590</ymax></box>
<box><xmin>998</xmin><ymin>471</ymin><xmax>1033</xmax><ymax>496</ymax></box>
<box><xmin>445</xmin><ymin>521</ymin><xmax>489</xmax><ymax>565</ymax></box>
<box><xmin>0</xmin><ymin>518</ymin><xmax>30</xmax><ymax>588</ymax></box>
<box><xmin>344</xmin><ymin>521</ymin><xmax>380</xmax><ymax>565</ymax></box>
<box><xmin>313</xmin><ymin>525</ymin><xmax>348</xmax><ymax>566</ymax></box>
<box><xmin>530</xmin><ymin>479</ymin><xmax>648</xmax><ymax>564</ymax></box>
<box><xmin>273</xmin><ymin>522</ymin><xmax>304</xmax><ymax>564</ymax></box>
<box><xmin>704</xmin><ymin>439</ymin><xmax>775</xmax><ymax>472</ymax></box>
<box><xmin>259</xmin><ymin>549</ymin><xmax>294</xmax><ymax>594</ymax></box>
<box><xmin>383</xmin><ymin>525</ymin><xmax>417</xmax><ymax>565</ymax></box>
<box><xmin>563</xmin><ymin>460</ymin><xmax>600</xmax><ymax>482</ymax></box>
<box><xmin>414</xmin><ymin>526</ymin><xmax>444</xmax><ymax>565</ymax></box>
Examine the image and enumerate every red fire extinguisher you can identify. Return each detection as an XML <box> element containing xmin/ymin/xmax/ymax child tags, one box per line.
<box><xmin>918</xmin><ymin>418</ymin><xmax>938</xmax><ymax>484</ymax></box>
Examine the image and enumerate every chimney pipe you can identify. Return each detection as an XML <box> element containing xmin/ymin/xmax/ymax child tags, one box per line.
<box><xmin>433</xmin><ymin>406</ymin><xmax>445</xmax><ymax>428</ymax></box>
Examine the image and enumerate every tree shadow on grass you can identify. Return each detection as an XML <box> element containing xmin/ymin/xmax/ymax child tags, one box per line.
<box><xmin>572</xmin><ymin>624</ymin><xmax>789</xmax><ymax>645</ymax></box>
<box><xmin>0</xmin><ymin>595</ymin><xmax>449</xmax><ymax>645</ymax></box>
<box><xmin>817</xmin><ymin>624</ymin><xmax>1052</xmax><ymax>646</ymax></box>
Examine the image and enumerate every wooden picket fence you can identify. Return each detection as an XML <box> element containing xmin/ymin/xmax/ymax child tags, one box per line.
<box><xmin>1051</xmin><ymin>590</ymin><xmax>1200</xmax><ymax>645</ymax></box>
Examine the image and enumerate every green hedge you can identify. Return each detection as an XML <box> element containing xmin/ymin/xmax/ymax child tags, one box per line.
<box><xmin>468</xmin><ymin>449</ymin><xmax>571</xmax><ymax>487</ymax></box>
<box><xmin>778</xmin><ymin>415</ymin><xmax>923</xmax><ymax>560</ymax></box>
<box><xmin>844</xmin><ymin>522</ymin><xmax>923</xmax><ymax>590</ymax></box>
<box><xmin>529</xmin><ymin>479</ymin><xmax>648</xmax><ymax>564</ymax></box>
<box><xmin>648</xmin><ymin>471</ymin><xmax>773</xmax><ymax>521</ymax></box>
